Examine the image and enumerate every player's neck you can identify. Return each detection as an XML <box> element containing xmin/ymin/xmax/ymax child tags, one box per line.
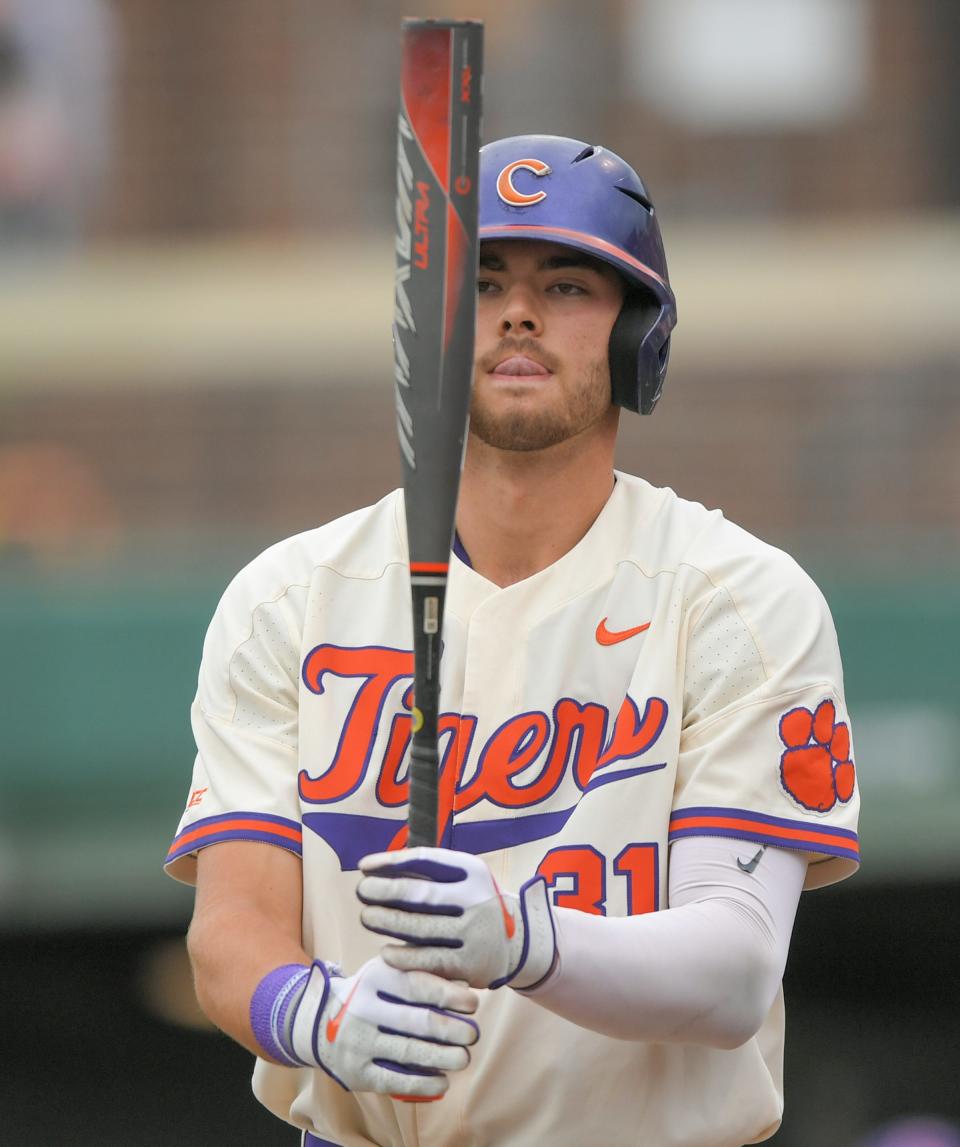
<box><xmin>456</xmin><ymin>434</ymin><xmax>616</xmax><ymax>588</ymax></box>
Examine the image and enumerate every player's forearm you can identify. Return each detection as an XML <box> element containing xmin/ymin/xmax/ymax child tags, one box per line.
<box><xmin>529</xmin><ymin>900</ymin><xmax>776</xmax><ymax>1047</ymax></box>
<box><xmin>357</xmin><ymin>839</ymin><xmax>806</xmax><ymax>1049</ymax></box>
<box><xmin>524</xmin><ymin>839</ymin><xmax>807</xmax><ymax>1049</ymax></box>
<box><xmin>187</xmin><ymin>903</ymin><xmax>310</xmax><ymax>1061</ymax></box>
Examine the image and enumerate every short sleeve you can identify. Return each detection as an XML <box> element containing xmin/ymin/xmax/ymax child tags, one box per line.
<box><xmin>670</xmin><ymin>550</ymin><xmax>860</xmax><ymax>890</ymax></box>
<box><xmin>164</xmin><ymin>560</ymin><xmax>309</xmax><ymax>885</ymax></box>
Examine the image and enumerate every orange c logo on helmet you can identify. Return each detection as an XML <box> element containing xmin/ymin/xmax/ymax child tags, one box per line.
<box><xmin>496</xmin><ymin>159</ymin><xmax>552</xmax><ymax>206</ymax></box>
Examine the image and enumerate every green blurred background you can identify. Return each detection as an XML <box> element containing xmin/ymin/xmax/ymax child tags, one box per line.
<box><xmin>1</xmin><ymin>1</ymin><xmax>958</xmax><ymax>1144</ymax></box>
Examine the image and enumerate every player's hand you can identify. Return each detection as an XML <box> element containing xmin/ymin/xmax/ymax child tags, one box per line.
<box><xmin>288</xmin><ymin>955</ymin><xmax>479</xmax><ymax>1097</ymax></box>
<box><xmin>357</xmin><ymin>847</ymin><xmax>558</xmax><ymax>991</ymax></box>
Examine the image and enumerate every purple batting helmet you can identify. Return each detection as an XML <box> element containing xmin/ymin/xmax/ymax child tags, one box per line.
<box><xmin>478</xmin><ymin>134</ymin><xmax>677</xmax><ymax>415</ymax></box>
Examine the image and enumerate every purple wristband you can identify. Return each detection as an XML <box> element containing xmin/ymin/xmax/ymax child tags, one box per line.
<box><xmin>249</xmin><ymin>963</ymin><xmax>310</xmax><ymax>1065</ymax></box>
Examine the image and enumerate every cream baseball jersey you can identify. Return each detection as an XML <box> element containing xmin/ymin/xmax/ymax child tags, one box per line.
<box><xmin>166</xmin><ymin>472</ymin><xmax>860</xmax><ymax>1147</ymax></box>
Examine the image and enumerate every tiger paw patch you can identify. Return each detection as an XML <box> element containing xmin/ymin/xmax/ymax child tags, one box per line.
<box><xmin>778</xmin><ymin>699</ymin><xmax>855</xmax><ymax>813</ymax></box>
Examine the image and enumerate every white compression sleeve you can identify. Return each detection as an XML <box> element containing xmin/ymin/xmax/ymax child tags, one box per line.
<box><xmin>524</xmin><ymin>836</ymin><xmax>807</xmax><ymax>1049</ymax></box>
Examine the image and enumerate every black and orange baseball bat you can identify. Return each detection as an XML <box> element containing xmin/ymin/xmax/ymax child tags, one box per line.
<box><xmin>392</xmin><ymin>19</ymin><xmax>483</xmax><ymax>848</ymax></box>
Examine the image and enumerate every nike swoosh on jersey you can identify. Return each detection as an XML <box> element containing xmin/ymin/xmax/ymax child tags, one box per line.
<box><xmin>736</xmin><ymin>846</ymin><xmax>766</xmax><ymax>874</ymax></box>
<box><xmin>596</xmin><ymin>618</ymin><xmax>651</xmax><ymax>646</ymax></box>
<box><xmin>326</xmin><ymin>975</ymin><xmax>364</xmax><ymax>1043</ymax></box>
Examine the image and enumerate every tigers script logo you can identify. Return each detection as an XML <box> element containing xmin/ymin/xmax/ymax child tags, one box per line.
<box><xmin>297</xmin><ymin>644</ymin><xmax>669</xmax><ymax>863</ymax></box>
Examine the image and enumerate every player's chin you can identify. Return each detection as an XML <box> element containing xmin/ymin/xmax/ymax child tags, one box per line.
<box><xmin>470</xmin><ymin>369</ymin><xmax>611</xmax><ymax>453</ymax></box>
<box><xmin>468</xmin><ymin>400</ymin><xmax>576</xmax><ymax>453</ymax></box>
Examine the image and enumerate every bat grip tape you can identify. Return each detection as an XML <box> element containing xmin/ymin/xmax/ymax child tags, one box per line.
<box><xmin>408</xmin><ymin>739</ymin><xmax>440</xmax><ymax>847</ymax></box>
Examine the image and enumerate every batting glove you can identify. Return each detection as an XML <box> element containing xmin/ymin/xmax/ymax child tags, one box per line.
<box><xmin>357</xmin><ymin>847</ymin><xmax>558</xmax><ymax>991</ymax></box>
<box><xmin>249</xmin><ymin>954</ymin><xmax>479</xmax><ymax>1098</ymax></box>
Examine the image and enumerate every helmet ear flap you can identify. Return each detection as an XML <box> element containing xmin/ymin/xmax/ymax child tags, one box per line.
<box><xmin>608</xmin><ymin>290</ymin><xmax>672</xmax><ymax>416</ymax></box>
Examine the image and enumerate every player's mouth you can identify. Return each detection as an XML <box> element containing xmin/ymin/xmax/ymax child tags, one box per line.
<box><xmin>491</xmin><ymin>355</ymin><xmax>551</xmax><ymax>377</ymax></box>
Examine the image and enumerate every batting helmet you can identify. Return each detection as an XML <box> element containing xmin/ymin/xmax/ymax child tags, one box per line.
<box><xmin>478</xmin><ymin>135</ymin><xmax>677</xmax><ymax>415</ymax></box>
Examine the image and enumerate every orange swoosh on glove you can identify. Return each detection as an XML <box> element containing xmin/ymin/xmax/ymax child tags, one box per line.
<box><xmin>492</xmin><ymin>877</ymin><xmax>516</xmax><ymax>939</ymax></box>
<box><xmin>326</xmin><ymin>976</ymin><xmax>363</xmax><ymax>1044</ymax></box>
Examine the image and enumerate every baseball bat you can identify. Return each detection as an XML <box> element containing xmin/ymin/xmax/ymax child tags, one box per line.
<box><xmin>393</xmin><ymin>18</ymin><xmax>483</xmax><ymax>848</ymax></box>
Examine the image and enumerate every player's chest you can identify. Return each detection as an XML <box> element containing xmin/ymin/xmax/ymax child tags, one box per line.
<box><xmin>295</xmin><ymin>564</ymin><xmax>683</xmax><ymax>816</ymax></box>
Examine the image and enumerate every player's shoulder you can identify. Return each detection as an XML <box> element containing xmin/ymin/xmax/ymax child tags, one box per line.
<box><xmin>616</xmin><ymin>471</ymin><xmax>830</xmax><ymax>634</ymax></box>
<box><xmin>619</xmin><ymin>472</ymin><xmax>818</xmax><ymax>590</ymax></box>
<box><xmin>212</xmin><ymin>489</ymin><xmax>405</xmax><ymax>626</ymax></box>
<box><xmin>618</xmin><ymin>472</ymin><xmax>842</xmax><ymax>684</ymax></box>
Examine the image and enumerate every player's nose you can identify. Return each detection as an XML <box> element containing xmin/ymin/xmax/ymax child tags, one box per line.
<box><xmin>496</xmin><ymin>284</ymin><xmax>543</xmax><ymax>338</ymax></box>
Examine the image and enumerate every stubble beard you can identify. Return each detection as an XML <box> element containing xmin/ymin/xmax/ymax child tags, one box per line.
<box><xmin>469</xmin><ymin>356</ymin><xmax>612</xmax><ymax>453</ymax></box>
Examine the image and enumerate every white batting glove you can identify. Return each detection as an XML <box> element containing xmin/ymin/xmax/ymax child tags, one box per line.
<box><xmin>357</xmin><ymin>848</ymin><xmax>558</xmax><ymax>991</ymax></box>
<box><xmin>250</xmin><ymin>955</ymin><xmax>479</xmax><ymax>1098</ymax></box>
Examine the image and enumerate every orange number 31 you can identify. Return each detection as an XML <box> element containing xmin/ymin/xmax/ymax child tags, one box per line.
<box><xmin>537</xmin><ymin>843</ymin><xmax>660</xmax><ymax>916</ymax></box>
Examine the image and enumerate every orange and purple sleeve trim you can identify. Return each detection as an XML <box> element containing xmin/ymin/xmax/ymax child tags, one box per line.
<box><xmin>669</xmin><ymin>806</ymin><xmax>859</xmax><ymax>863</ymax></box>
<box><xmin>165</xmin><ymin>811</ymin><xmax>303</xmax><ymax>867</ymax></box>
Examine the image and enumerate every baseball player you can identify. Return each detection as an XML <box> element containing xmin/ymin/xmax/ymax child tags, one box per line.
<box><xmin>166</xmin><ymin>135</ymin><xmax>860</xmax><ymax>1147</ymax></box>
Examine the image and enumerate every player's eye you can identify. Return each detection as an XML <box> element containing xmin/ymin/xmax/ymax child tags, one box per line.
<box><xmin>477</xmin><ymin>278</ymin><xmax>500</xmax><ymax>295</ymax></box>
<box><xmin>548</xmin><ymin>281</ymin><xmax>587</xmax><ymax>296</ymax></box>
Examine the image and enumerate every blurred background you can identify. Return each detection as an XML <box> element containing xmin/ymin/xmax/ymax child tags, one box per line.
<box><xmin>1</xmin><ymin>0</ymin><xmax>958</xmax><ymax>1143</ymax></box>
